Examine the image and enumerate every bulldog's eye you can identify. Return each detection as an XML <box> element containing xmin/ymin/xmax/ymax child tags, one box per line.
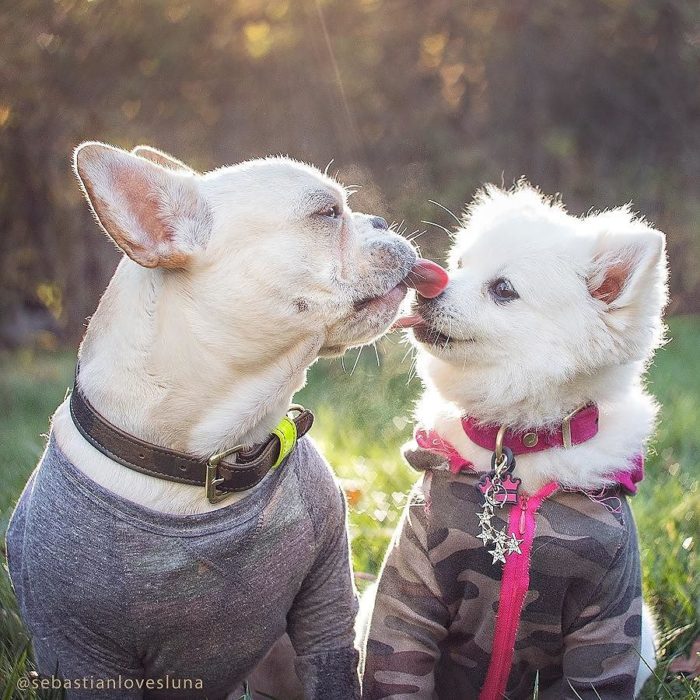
<box><xmin>488</xmin><ymin>277</ymin><xmax>519</xmax><ymax>303</ymax></box>
<box><xmin>317</xmin><ymin>204</ymin><xmax>342</xmax><ymax>219</ymax></box>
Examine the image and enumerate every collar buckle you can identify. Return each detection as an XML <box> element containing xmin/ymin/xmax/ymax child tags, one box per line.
<box><xmin>205</xmin><ymin>406</ymin><xmax>305</xmax><ymax>503</ymax></box>
<box><xmin>206</xmin><ymin>444</ymin><xmax>244</xmax><ymax>503</ymax></box>
<box><xmin>561</xmin><ymin>404</ymin><xmax>589</xmax><ymax>449</ymax></box>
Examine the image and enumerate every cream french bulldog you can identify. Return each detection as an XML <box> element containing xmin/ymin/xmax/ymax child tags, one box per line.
<box><xmin>6</xmin><ymin>143</ymin><xmax>447</xmax><ymax>699</ymax></box>
<box><xmin>51</xmin><ymin>143</ymin><xmax>445</xmax><ymax>515</ymax></box>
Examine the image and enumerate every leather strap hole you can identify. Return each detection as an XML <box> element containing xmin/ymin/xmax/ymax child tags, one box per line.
<box><xmin>178</xmin><ymin>464</ymin><xmax>187</xmax><ymax>472</ymax></box>
<box><xmin>138</xmin><ymin>453</ymin><xmax>145</xmax><ymax>460</ymax></box>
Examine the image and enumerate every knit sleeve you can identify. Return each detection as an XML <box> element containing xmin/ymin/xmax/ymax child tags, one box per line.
<box><xmin>286</xmin><ymin>440</ymin><xmax>360</xmax><ymax>699</ymax></box>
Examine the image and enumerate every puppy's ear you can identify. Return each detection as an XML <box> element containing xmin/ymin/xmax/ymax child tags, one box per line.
<box><xmin>131</xmin><ymin>145</ymin><xmax>196</xmax><ymax>174</ymax></box>
<box><xmin>586</xmin><ymin>209</ymin><xmax>668</xmax><ymax>355</ymax></box>
<box><xmin>587</xmin><ymin>212</ymin><xmax>667</xmax><ymax>310</ymax></box>
<box><xmin>74</xmin><ymin>142</ymin><xmax>211</xmax><ymax>269</ymax></box>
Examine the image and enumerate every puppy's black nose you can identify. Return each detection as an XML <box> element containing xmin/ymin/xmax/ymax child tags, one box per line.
<box><xmin>370</xmin><ymin>216</ymin><xmax>389</xmax><ymax>230</ymax></box>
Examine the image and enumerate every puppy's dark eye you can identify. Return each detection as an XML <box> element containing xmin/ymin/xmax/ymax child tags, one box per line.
<box><xmin>317</xmin><ymin>204</ymin><xmax>342</xmax><ymax>219</ymax></box>
<box><xmin>488</xmin><ymin>277</ymin><xmax>519</xmax><ymax>303</ymax></box>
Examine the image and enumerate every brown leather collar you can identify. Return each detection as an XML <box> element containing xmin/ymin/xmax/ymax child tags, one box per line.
<box><xmin>69</xmin><ymin>378</ymin><xmax>313</xmax><ymax>502</ymax></box>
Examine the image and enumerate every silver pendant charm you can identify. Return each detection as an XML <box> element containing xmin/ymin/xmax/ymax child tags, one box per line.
<box><xmin>477</xmin><ymin>446</ymin><xmax>523</xmax><ymax>565</ymax></box>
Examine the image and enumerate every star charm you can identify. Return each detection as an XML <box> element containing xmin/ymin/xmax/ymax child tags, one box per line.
<box><xmin>476</xmin><ymin>528</ymin><xmax>492</xmax><ymax>545</ymax></box>
<box><xmin>491</xmin><ymin>529</ymin><xmax>507</xmax><ymax>548</ymax></box>
<box><xmin>490</xmin><ymin>543</ymin><xmax>506</xmax><ymax>564</ymax></box>
<box><xmin>505</xmin><ymin>533</ymin><xmax>523</xmax><ymax>555</ymax></box>
<box><xmin>477</xmin><ymin>508</ymin><xmax>494</xmax><ymax>528</ymax></box>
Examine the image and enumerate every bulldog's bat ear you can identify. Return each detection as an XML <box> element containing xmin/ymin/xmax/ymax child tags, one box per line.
<box><xmin>131</xmin><ymin>145</ymin><xmax>196</xmax><ymax>174</ymax></box>
<box><xmin>73</xmin><ymin>142</ymin><xmax>211</xmax><ymax>269</ymax></box>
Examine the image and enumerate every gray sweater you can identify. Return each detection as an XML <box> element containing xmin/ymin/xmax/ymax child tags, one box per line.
<box><xmin>6</xmin><ymin>434</ymin><xmax>359</xmax><ymax>699</ymax></box>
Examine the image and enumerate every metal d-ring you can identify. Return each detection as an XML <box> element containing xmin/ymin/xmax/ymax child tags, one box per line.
<box><xmin>495</xmin><ymin>424</ymin><xmax>507</xmax><ymax>462</ymax></box>
<box><xmin>490</xmin><ymin>445</ymin><xmax>515</xmax><ymax>474</ymax></box>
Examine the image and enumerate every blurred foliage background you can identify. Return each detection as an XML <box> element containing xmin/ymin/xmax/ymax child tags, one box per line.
<box><xmin>1</xmin><ymin>0</ymin><xmax>700</xmax><ymax>347</ymax></box>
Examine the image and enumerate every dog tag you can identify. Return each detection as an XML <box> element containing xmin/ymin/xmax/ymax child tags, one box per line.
<box><xmin>478</xmin><ymin>473</ymin><xmax>521</xmax><ymax>506</ymax></box>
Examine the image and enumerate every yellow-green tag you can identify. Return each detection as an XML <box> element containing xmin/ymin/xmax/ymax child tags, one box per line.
<box><xmin>271</xmin><ymin>416</ymin><xmax>298</xmax><ymax>469</ymax></box>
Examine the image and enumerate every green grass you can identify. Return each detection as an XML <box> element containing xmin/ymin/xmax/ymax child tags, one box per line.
<box><xmin>1</xmin><ymin>319</ymin><xmax>699</xmax><ymax>698</ymax></box>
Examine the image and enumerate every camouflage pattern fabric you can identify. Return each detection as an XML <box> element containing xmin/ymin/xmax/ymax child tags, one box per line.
<box><xmin>363</xmin><ymin>445</ymin><xmax>643</xmax><ymax>699</ymax></box>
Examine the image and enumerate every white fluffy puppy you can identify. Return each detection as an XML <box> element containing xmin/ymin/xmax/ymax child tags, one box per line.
<box><xmin>414</xmin><ymin>184</ymin><xmax>667</xmax><ymax>492</ymax></box>
<box><xmin>364</xmin><ymin>183</ymin><xmax>667</xmax><ymax>699</ymax></box>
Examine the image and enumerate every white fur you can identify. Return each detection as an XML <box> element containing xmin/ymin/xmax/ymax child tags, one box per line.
<box><xmin>636</xmin><ymin>603</ymin><xmax>657</xmax><ymax>694</ymax></box>
<box><xmin>53</xmin><ymin>142</ymin><xmax>417</xmax><ymax>514</ymax></box>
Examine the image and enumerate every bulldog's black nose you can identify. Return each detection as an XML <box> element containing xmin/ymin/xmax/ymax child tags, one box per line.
<box><xmin>370</xmin><ymin>216</ymin><xmax>389</xmax><ymax>230</ymax></box>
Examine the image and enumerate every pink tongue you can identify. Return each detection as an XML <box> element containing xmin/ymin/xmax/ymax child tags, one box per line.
<box><xmin>405</xmin><ymin>258</ymin><xmax>449</xmax><ymax>299</ymax></box>
<box><xmin>392</xmin><ymin>259</ymin><xmax>449</xmax><ymax>330</ymax></box>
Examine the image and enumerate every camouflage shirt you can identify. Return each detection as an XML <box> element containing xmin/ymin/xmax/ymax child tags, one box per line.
<box><xmin>363</xmin><ymin>443</ymin><xmax>644</xmax><ymax>699</ymax></box>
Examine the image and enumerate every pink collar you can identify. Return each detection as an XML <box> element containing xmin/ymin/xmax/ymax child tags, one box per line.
<box><xmin>461</xmin><ymin>403</ymin><xmax>600</xmax><ymax>455</ymax></box>
<box><xmin>414</xmin><ymin>421</ymin><xmax>644</xmax><ymax>495</ymax></box>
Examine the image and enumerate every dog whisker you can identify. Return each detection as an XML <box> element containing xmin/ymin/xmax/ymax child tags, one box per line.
<box><xmin>372</xmin><ymin>341</ymin><xmax>380</xmax><ymax>367</ymax></box>
<box><xmin>408</xmin><ymin>268</ymin><xmax>430</xmax><ymax>281</ymax></box>
<box><xmin>400</xmin><ymin>343</ymin><xmax>415</xmax><ymax>366</ymax></box>
<box><xmin>391</xmin><ymin>220</ymin><xmax>406</xmax><ymax>237</ymax></box>
<box><xmin>350</xmin><ymin>345</ymin><xmax>364</xmax><ymax>376</ymax></box>
<box><xmin>406</xmin><ymin>229</ymin><xmax>427</xmax><ymax>242</ymax></box>
<box><xmin>428</xmin><ymin>199</ymin><xmax>461</xmax><ymax>225</ymax></box>
<box><xmin>407</xmin><ymin>353</ymin><xmax>418</xmax><ymax>385</ymax></box>
<box><xmin>421</xmin><ymin>220</ymin><xmax>453</xmax><ymax>237</ymax></box>
<box><xmin>443</xmin><ymin>318</ymin><xmax>453</xmax><ymax>350</ymax></box>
